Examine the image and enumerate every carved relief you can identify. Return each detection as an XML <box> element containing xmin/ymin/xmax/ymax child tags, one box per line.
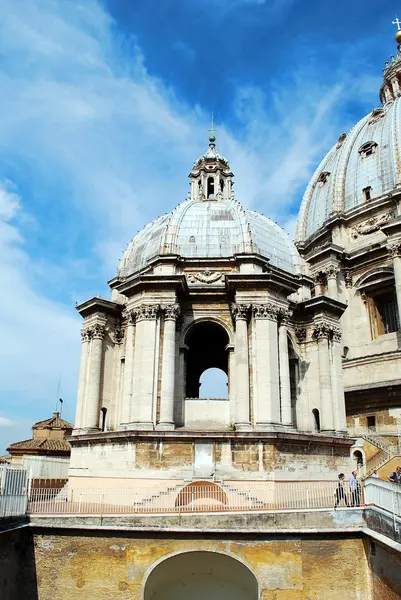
<box><xmin>110</xmin><ymin>326</ymin><xmax>123</xmax><ymax>345</ymax></box>
<box><xmin>81</xmin><ymin>329</ymin><xmax>92</xmax><ymax>343</ymax></box>
<box><xmin>351</xmin><ymin>212</ymin><xmax>392</xmax><ymax>239</ymax></box>
<box><xmin>295</xmin><ymin>328</ymin><xmax>307</xmax><ymax>343</ymax></box>
<box><xmin>343</xmin><ymin>270</ymin><xmax>353</xmax><ymax>288</ymax></box>
<box><xmin>187</xmin><ymin>270</ymin><xmax>224</xmax><ymax>284</ymax></box>
<box><xmin>312</xmin><ymin>321</ymin><xmax>341</xmax><ymax>341</ymax></box>
<box><xmin>92</xmin><ymin>324</ymin><xmax>106</xmax><ymax>340</ymax></box>
<box><xmin>322</xmin><ymin>265</ymin><xmax>339</xmax><ymax>279</ymax></box>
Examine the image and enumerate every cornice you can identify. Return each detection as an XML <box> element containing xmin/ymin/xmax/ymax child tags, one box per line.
<box><xmin>226</xmin><ymin>271</ymin><xmax>299</xmax><ymax>294</ymax></box>
<box><xmin>76</xmin><ymin>297</ymin><xmax>123</xmax><ymax>319</ymax></box>
<box><xmin>113</xmin><ymin>274</ymin><xmax>188</xmax><ymax>298</ymax></box>
<box><xmin>69</xmin><ymin>429</ymin><xmax>353</xmax><ymax>448</ymax></box>
<box><xmin>296</xmin><ymin>295</ymin><xmax>347</xmax><ymax>319</ymax></box>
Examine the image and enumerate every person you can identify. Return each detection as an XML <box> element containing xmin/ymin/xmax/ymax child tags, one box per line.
<box><xmin>388</xmin><ymin>466</ymin><xmax>401</xmax><ymax>484</ymax></box>
<box><xmin>335</xmin><ymin>473</ymin><xmax>348</xmax><ymax>508</ymax></box>
<box><xmin>371</xmin><ymin>469</ymin><xmax>379</xmax><ymax>479</ymax></box>
<box><xmin>349</xmin><ymin>470</ymin><xmax>361</xmax><ymax>506</ymax></box>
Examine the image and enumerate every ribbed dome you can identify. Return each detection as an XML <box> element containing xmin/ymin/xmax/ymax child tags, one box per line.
<box><xmin>118</xmin><ymin>197</ymin><xmax>302</xmax><ymax>277</ymax></box>
<box><xmin>295</xmin><ymin>99</ymin><xmax>401</xmax><ymax>242</ymax></box>
<box><xmin>296</xmin><ymin>36</ymin><xmax>401</xmax><ymax>244</ymax></box>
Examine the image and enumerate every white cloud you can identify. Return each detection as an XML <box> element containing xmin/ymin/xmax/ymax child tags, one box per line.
<box><xmin>0</xmin><ymin>416</ymin><xmax>16</xmax><ymax>428</ymax></box>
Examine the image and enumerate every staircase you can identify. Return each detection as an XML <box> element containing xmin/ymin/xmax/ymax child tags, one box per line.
<box><xmin>359</xmin><ymin>431</ymin><xmax>400</xmax><ymax>477</ymax></box>
<box><xmin>218</xmin><ymin>481</ymin><xmax>266</xmax><ymax>508</ymax></box>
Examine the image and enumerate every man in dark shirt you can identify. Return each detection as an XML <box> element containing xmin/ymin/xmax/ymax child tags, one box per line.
<box><xmin>388</xmin><ymin>466</ymin><xmax>401</xmax><ymax>483</ymax></box>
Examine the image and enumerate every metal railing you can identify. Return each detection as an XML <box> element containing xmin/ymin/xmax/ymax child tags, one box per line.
<box><xmin>364</xmin><ymin>478</ymin><xmax>401</xmax><ymax>519</ymax></box>
<box><xmin>27</xmin><ymin>480</ymin><xmax>365</xmax><ymax>515</ymax></box>
<box><xmin>0</xmin><ymin>465</ymin><xmax>30</xmax><ymax>517</ymax></box>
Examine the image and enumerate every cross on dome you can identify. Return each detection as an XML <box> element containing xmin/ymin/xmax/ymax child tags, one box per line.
<box><xmin>208</xmin><ymin>113</ymin><xmax>217</xmax><ymax>143</ymax></box>
<box><xmin>393</xmin><ymin>16</ymin><xmax>401</xmax><ymax>31</ymax></box>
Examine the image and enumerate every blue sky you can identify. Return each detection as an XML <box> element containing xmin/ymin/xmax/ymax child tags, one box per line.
<box><xmin>0</xmin><ymin>0</ymin><xmax>397</xmax><ymax>452</ymax></box>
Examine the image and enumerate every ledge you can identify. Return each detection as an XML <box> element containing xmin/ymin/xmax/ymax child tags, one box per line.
<box><xmin>69</xmin><ymin>428</ymin><xmax>353</xmax><ymax>448</ymax></box>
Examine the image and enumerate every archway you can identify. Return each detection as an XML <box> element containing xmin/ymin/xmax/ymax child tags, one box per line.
<box><xmin>175</xmin><ymin>481</ymin><xmax>227</xmax><ymax>510</ymax></box>
<box><xmin>199</xmin><ymin>367</ymin><xmax>228</xmax><ymax>398</ymax></box>
<box><xmin>144</xmin><ymin>551</ymin><xmax>259</xmax><ymax>600</ymax></box>
<box><xmin>185</xmin><ymin>322</ymin><xmax>229</xmax><ymax>398</ymax></box>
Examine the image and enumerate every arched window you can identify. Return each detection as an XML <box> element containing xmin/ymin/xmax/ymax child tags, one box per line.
<box><xmin>185</xmin><ymin>322</ymin><xmax>229</xmax><ymax>398</ymax></box>
<box><xmin>317</xmin><ymin>171</ymin><xmax>330</xmax><ymax>186</ymax></box>
<box><xmin>199</xmin><ymin>368</ymin><xmax>228</xmax><ymax>398</ymax></box>
<box><xmin>363</xmin><ymin>186</ymin><xmax>372</xmax><ymax>202</ymax></box>
<box><xmin>355</xmin><ymin>270</ymin><xmax>399</xmax><ymax>337</ymax></box>
<box><xmin>312</xmin><ymin>409</ymin><xmax>320</xmax><ymax>433</ymax></box>
<box><xmin>358</xmin><ymin>141</ymin><xmax>378</xmax><ymax>158</ymax></box>
<box><xmin>207</xmin><ymin>177</ymin><xmax>214</xmax><ymax>198</ymax></box>
<box><xmin>100</xmin><ymin>407</ymin><xmax>107</xmax><ymax>432</ymax></box>
<box><xmin>219</xmin><ymin>179</ymin><xmax>224</xmax><ymax>192</ymax></box>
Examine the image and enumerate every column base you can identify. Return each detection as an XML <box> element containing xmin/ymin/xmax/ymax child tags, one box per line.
<box><xmin>129</xmin><ymin>422</ymin><xmax>154</xmax><ymax>430</ymax></box>
<box><xmin>235</xmin><ymin>422</ymin><xmax>253</xmax><ymax>431</ymax></box>
<box><xmin>320</xmin><ymin>429</ymin><xmax>337</xmax><ymax>436</ymax></box>
<box><xmin>255</xmin><ymin>422</ymin><xmax>294</xmax><ymax>432</ymax></box>
<box><xmin>156</xmin><ymin>422</ymin><xmax>176</xmax><ymax>430</ymax></box>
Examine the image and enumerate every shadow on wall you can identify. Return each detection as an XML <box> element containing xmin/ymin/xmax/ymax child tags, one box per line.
<box><xmin>0</xmin><ymin>525</ymin><xmax>38</xmax><ymax>600</ymax></box>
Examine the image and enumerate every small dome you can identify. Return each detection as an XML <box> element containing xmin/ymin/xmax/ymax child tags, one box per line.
<box><xmin>118</xmin><ymin>197</ymin><xmax>302</xmax><ymax>277</ymax></box>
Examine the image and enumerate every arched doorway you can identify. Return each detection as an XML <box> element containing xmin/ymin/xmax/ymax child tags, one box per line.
<box><xmin>175</xmin><ymin>481</ymin><xmax>227</xmax><ymax>511</ymax></box>
<box><xmin>144</xmin><ymin>551</ymin><xmax>258</xmax><ymax>600</ymax></box>
<box><xmin>185</xmin><ymin>322</ymin><xmax>229</xmax><ymax>398</ymax></box>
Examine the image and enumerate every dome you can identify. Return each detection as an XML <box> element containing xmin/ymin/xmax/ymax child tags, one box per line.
<box><xmin>118</xmin><ymin>197</ymin><xmax>302</xmax><ymax>277</ymax></box>
<box><xmin>296</xmin><ymin>37</ymin><xmax>401</xmax><ymax>243</ymax></box>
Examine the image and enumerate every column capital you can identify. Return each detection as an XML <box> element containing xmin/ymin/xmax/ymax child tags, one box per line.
<box><xmin>231</xmin><ymin>303</ymin><xmax>250</xmax><ymax>321</ymax></box>
<box><xmin>278</xmin><ymin>307</ymin><xmax>292</xmax><ymax>324</ymax></box>
<box><xmin>92</xmin><ymin>324</ymin><xmax>106</xmax><ymax>340</ymax></box>
<box><xmin>162</xmin><ymin>304</ymin><xmax>181</xmax><ymax>321</ymax></box>
<box><xmin>311</xmin><ymin>271</ymin><xmax>327</xmax><ymax>285</ymax></box>
<box><xmin>312</xmin><ymin>320</ymin><xmax>340</xmax><ymax>341</ymax></box>
<box><xmin>81</xmin><ymin>328</ymin><xmax>92</xmax><ymax>343</ymax></box>
<box><xmin>252</xmin><ymin>303</ymin><xmax>279</xmax><ymax>321</ymax></box>
<box><xmin>123</xmin><ymin>309</ymin><xmax>136</xmax><ymax>325</ymax></box>
<box><xmin>134</xmin><ymin>304</ymin><xmax>160</xmax><ymax>322</ymax></box>
<box><xmin>387</xmin><ymin>239</ymin><xmax>401</xmax><ymax>258</ymax></box>
<box><xmin>322</xmin><ymin>264</ymin><xmax>340</xmax><ymax>280</ymax></box>
<box><xmin>111</xmin><ymin>326</ymin><xmax>123</xmax><ymax>345</ymax></box>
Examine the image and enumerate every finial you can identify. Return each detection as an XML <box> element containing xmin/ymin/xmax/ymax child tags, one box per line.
<box><xmin>208</xmin><ymin>113</ymin><xmax>217</xmax><ymax>143</ymax></box>
<box><xmin>393</xmin><ymin>16</ymin><xmax>401</xmax><ymax>44</ymax></box>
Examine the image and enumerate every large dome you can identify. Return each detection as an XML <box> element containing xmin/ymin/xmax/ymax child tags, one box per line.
<box><xmin>296</xmin><ymin>37</ymin><xmax>401</xmax><ymax>243</ymax></box>
<box><xmin>118</xmin><ymin>197</ymin><xmax>302</xmax><ymax>277</ymax></box>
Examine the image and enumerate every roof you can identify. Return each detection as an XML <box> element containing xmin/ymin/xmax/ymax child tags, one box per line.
<box><xmin>118</xmin><ymin>198</ymin><xmax>302</xmax><ymax>277</ymax></box>
<box><xmin>7</xmin><ymin>438</ymin><xmax>71</xmax><ymax>453</ymax></box>
<box><xmin>33</xmin><ymin>412</ymin><xmax>73</xmax><ymax>430</ymax></box>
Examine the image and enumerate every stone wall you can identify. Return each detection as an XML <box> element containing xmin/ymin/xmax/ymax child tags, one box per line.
<box><xmin>368</xmin><ymin>539</ymin><xmax>401</xmax><ymax>599</ymax></box>
<box><xmin>0</xmin><ymin>526</ymin><xmax>37</xmax><ymax>600</ymax></box>
<box><xmin>31</xmin><ymin>531</ymin><xmax>370</xmax><ymax>600</ymax></box>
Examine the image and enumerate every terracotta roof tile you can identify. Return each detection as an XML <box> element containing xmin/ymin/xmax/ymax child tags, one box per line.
<box><xmin>7</xmin><ymin>438</ymin><xmax>71</xmax><ymax>452</ymax></box>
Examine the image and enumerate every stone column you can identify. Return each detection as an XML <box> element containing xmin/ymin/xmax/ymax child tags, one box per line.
<box><xmin>158</xmin><ymin>304</ymin><xmax>180</xmax><ymax>429</ymax></box>
<box><xmin>253</xmin><ymin>304</ymin><xmax>280</xmax><ymax>427</ymax></box>
<box><xmin>331</xmin><ymin>327</ymin><xmax>347</xmax><ymax>433</ymax></box>
<box><xmin>388</xmin><ymin>241</ymin><xmax>401</xmax><ymax>325</ymax></box>
<box><xmin>84</xmin><ymin>324</ymin><xmax>105</xmax><ymax>431</ymax></box>
<box><xmin>132</xmin><ymin>305</ymin><xmax>159</xmax><ymax>429</ymax></box>
<box><xmin>324</xmin><ymin>266</ymin><xmax>339</xmax><ymax>300</ymax></box>
<box><xmin>278</xmin><ymin>313</ymin><xmax>292</xmax><ymax>426</ymax></box>
<box><xmin>232</xmin><ymin>304</ymin><xmax>251</xmax><ymax>430</ymax></box>
<box><xmin>74</xmin><ymin>328</ymin><xmax>91</xmax><ymax>431</ymax></box>
<box><xmin>312</xmin><ymin>272</ymin><xmax>325</xmax><ymax>297</ymax></box>
<box><xmin>313</xmin><ymin>322</ymin><xmax>335</xmax><ymax>432</ymax></box>
<box><xmin>119</xmin><ymin>312</ymin><xmax>135</xmax><ymax>426</ymax></box>
<box><xmin>228</xmin><ymin>347</ymin><xmax>236</xmax><ymax>424</ymax></box>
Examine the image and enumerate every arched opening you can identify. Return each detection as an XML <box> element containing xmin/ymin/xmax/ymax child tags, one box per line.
<box><xmin>100</xmin><ymin>407</ymin><xmax>107</xmax><ymax>432</ymax></box>
<box><xmin>185</xmin><ymin>322</ymin><xmax>229</xmax><ymax>398</ymax></box>
<box><xmin>353</xmin><ymin>450</ymin><xmax>364</xmax><ymax>473</ymax></box>
<box><xmin>144</xmin><ymin>551</ymin><xmax>258</xmax><ymax>600</ymax></box>
<box><xmin>199</xmin><ymin>367</ymin><xmax>228</xmax><ymax>398</ymax></box>
<box><xmin>312</xmin><ymin>408</ymin><xmax>320</xmax><ymax>433</ymax></box>
<box><xmin>207</xmin><ymin>177</ymin><xmax>215</xmax><ymax>198</ymax></box>
<box><xmin>175</xmin><ymin>481</ymin><xmax>227</xmax><ymax>510</ymax></box>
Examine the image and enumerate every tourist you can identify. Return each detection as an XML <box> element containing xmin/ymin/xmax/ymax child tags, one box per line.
<box><xmin>349</xmin><ymin>470</ymin><xmax>361</xmax><ymax>506</ymax></box>
<box><xmin>371</xmin><ymin>470</ymin><xmax>379</xmax><ymax>479</ymax></box>
<box><xmin>388</xmin><ymin>466</ymin><xmax>401</xmax><ymax>484</ymax></box>
<box><xmin>334</xmin><ymin>473</ymin><xmax>348</xmax><ymax>508</ymax></box>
